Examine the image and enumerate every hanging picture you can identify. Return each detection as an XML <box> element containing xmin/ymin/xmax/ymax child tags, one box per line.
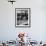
<box><xmin>15</xmin><ymin>8</ymin><xmax>31</xmax><ymax>27</ymax></box>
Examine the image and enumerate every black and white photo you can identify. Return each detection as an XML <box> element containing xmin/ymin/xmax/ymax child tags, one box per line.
<box><xmin>15</xmin><ymin>8</ymin><xmax>31</xmax><ymax>27</ymax></box>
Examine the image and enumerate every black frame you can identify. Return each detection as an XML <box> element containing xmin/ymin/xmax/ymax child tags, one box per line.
<box><xmin>15</xmin><ymin>8</ymin><xmax>31</xmax><ymax>28</ymax></box>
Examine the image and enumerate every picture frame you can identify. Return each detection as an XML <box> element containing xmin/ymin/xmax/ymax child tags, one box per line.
<box><xmin>15</xmin><ymin>8</ymin><xmax>31</xmax><ymax>27</ymax></box>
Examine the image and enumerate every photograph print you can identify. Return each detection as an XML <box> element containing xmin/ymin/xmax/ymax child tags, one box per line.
<box><xmin>15</xmin><ymin>8</ymin><xmax>31</xmax><ymax>27</ymax></box>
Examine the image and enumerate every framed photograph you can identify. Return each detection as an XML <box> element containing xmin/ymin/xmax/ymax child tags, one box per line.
<box><xmin>15</xmin><ymin>8</ymin><xmax>31</xmax><ymax>27</ymax></box>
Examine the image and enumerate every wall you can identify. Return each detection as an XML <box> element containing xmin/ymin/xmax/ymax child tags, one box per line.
<box><xmin>0</xmin><ymin>0</ymin><xmax>46</xmax><ymax>42</ymax></box>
